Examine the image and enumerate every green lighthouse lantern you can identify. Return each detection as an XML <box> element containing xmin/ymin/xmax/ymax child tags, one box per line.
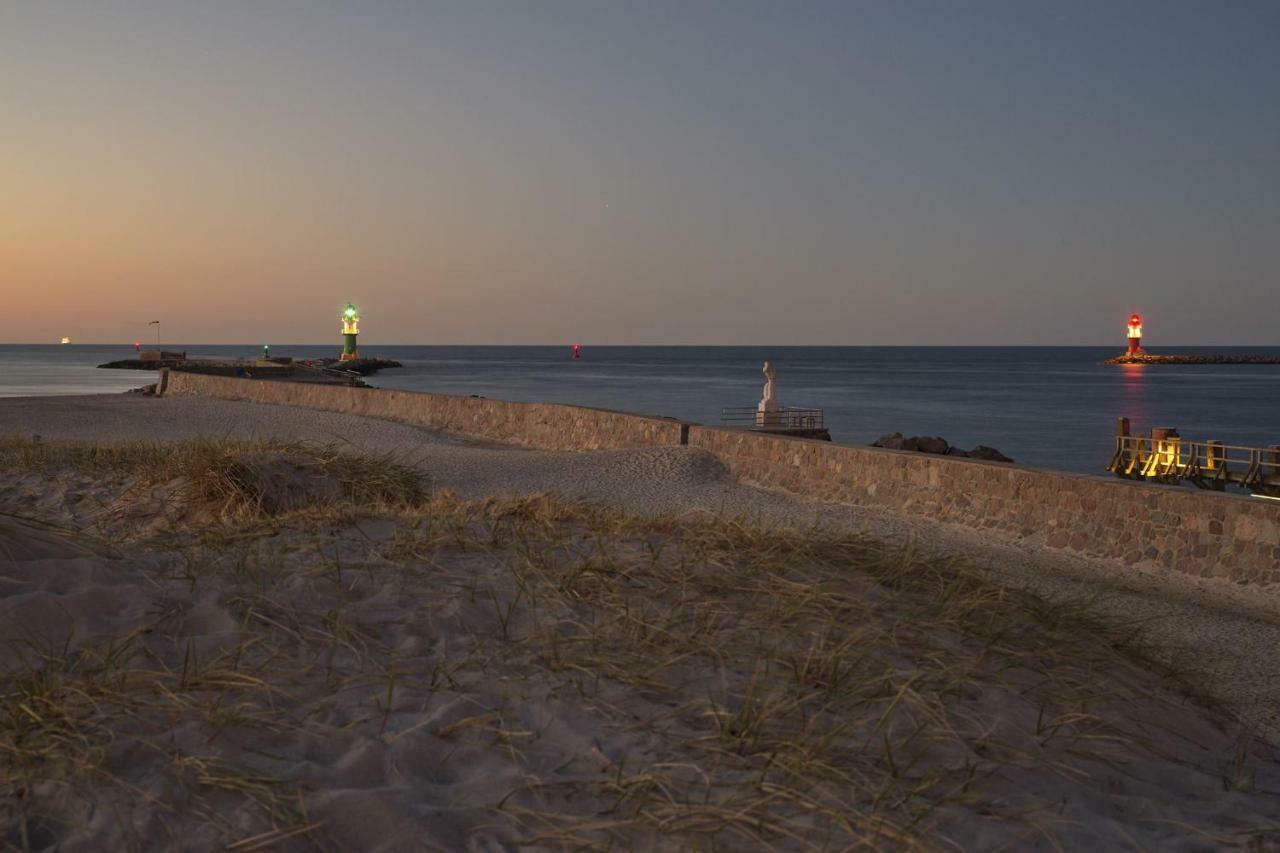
<box><xmin>340</xmin><ymin>303</ymin><xmax>360</xmax><ymax>362</ymax></box>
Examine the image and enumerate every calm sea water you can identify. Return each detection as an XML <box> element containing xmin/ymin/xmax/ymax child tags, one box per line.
<box><xmin>3</xmin><ymin>344</ymin><xmax>1279</xmax><ymax>476</ymax></box>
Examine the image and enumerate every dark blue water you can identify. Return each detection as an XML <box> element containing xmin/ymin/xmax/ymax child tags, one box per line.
<box><xmin>3</xmin><ymin>344</ymin><xmax>1279</xmax><ymax>476</ymax></box>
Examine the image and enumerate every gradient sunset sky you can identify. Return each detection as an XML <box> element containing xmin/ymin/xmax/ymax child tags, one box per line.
<box><xmin>3</xmin><ymin>1</ymin><xmax>1277</xmax><ymax>345</ymax></box>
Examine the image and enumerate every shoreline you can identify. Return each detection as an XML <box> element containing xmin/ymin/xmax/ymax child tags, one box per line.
<box><xmin>7</xmin><ymin>344</ymin><xmax>1280</xmax><ymax>476</ymax></box>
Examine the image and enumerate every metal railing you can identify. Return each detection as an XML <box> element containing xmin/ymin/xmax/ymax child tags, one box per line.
<box><xmin>1108</xmin><ymin>434</ymin><xmax>1280</xmax><ymax>494</ymax></box>
<box><xmin>721</xmin><ymin>406</ymin><xmax>826</xmax><ymax>432</ymax></box>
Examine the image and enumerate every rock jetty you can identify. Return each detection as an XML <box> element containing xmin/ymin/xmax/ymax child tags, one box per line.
<box><xmin>301</xmin><ymin>357</ymin><xmax>403</xmax><ymax>376</ymax></box>
<box><xmin>99</xmin><ymin>355</ymin><xmax>402</xmax><ymax>380</ymax></box>
<box><xmin>872</xmin><ymin>433</ymin><xmax>1014</xmax><ymax>463</ymax></box>
<box><xmin>1104</xmin><ymin>353</ymin><xmax>1280</xmax><ymax>365</ymax></box>
<box><xmin>99</xmin><ymin>354</ymin><xmax>402</xmax><ymax>390</ymax></box>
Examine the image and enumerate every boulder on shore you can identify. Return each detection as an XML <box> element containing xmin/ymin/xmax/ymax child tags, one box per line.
<box><xmin>871</xmin><ymin>433</ymin><xmax>1013</xmax><ymax>463</ymax></box>
<box><xmin>872</xmin><ymin>432</ymin><xmax>906</xmax><ymax>450</ymax></box>
<box><xmin>915</xmin><ymin>436</ymin><xmax>949</xmax><ymax>455</ymax></box>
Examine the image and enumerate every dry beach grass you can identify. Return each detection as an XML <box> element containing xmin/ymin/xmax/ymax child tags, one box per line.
<box><xmin>2</xmin><ymin>438</ymin><xmax>1278</xmax><ymax>850</ymax></box>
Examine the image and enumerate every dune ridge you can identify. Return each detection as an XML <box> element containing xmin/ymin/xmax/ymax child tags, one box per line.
<box><xmin>2</xmin><ymin>437</ymin><xmax>1278</xmax><ymax>849</ymax></box>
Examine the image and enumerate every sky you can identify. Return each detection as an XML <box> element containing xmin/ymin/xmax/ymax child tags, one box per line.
<box><xmin>2</xmin><ymin>1</ymin><xmax>1277</xmax><ymax>346</ymax></box>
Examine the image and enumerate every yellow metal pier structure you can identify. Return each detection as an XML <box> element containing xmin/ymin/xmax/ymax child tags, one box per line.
<box><xmin>1108</xmin><ymin>419</ymin><xmax>1280</xmax><ymax>496</ymax></box>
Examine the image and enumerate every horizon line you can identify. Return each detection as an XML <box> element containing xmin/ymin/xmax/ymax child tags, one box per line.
<box><xmin>7</xmin><ymin>342</ymin><xmax>1280</xmax><ymax>349</ymax></box>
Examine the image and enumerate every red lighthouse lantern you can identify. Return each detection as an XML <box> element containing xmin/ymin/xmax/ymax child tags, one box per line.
<box><xmin>1127</xmin><ymin>313</ymin><xmax>1143</xmax><ymax>355</ymax></box>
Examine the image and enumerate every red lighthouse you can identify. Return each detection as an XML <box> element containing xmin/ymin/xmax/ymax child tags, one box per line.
<box><xmin>1126</xmin><ymin>313</ymin><xmax>1143</xmax><ymax>355</ymax></box>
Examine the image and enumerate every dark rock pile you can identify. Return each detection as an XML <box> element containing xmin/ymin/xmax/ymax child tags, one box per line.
<box><xmin>301</xmin><ymin>357</ymin><xmax>404</xmax><ymax>376</ymax></box>
<box><xmin>1103</xmin><ymin>353</ymin><xmax>1280</xmax><ymax>365</ymax></box>
<box><xmin>871</xmin><ymin>433</ymin><xmax>1013</xmax><ymax>463</ymax></box>
<box><xmin>99</xmin><ymin>356</ymin><xmax>402</xmax><ymax>379</ymax></box>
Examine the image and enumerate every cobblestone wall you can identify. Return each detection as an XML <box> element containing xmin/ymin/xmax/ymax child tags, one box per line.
<box><xmin>162</xmin><ymin>371</ymin><xmax>1280</xmax><ymax>582</ymax></box>
<box><xmin>689</xmin><ymin>426</ymin><xmax>1280</xmax><ymax>583</ymax></box>
<box><xmin>163</xmin><ymin>371</ymin><xmax>685</xmax><ymax>451</ymax></box>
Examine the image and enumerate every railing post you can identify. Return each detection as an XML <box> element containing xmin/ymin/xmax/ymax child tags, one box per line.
<box><xmin>1267</xmin><ymin>445</ymin><xmax>1280</xmax><ymax>488</ymax></box>
<box><xmin>1246</xmin><ymin>448</ymin><xmax>1263</xmax><ymax>490</ymax></box>
<box><xmin>1117</xmin><ymin>418</ymin><xmax>1130</xmax><ymax>459</ymax></box>
<box><xmin>1206</xmin><ymin>441</ymin><xmax>1227</xmax><ymax>490</ymax></box>
<box><xmin>1150</xmin><ymin>427</ymin><xmax>1180</xmax><ymax>478</ymax></box>
<box><xmin>1115</xmin><ymin>418</ymin><xmax>1130</xmax><ymax>473</ymax></box>
<box><xmin>1205</xmin><ymin>440</ymin><xmax>1221</xmax><ymax>471</ymax></box>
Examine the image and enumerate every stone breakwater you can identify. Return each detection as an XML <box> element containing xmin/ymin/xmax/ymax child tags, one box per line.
<box><xmin>1104</xmin><ymin>353</ymin><xmax>1280</xmax><ymax>365</ymax></box>
<box><xmin>162</xmin><ymin>370</ymin><xmax>684</xmax><ymax>451</ymax></box>
<box><xmin>688</xmin><ymin>426</ymin><xmax>1280</xmax><ymax>585</ymax></box>
<box><xmin>161</xmin><ymin>371</ymin><xmax>1280</xmax><ymax>584</ymax></box>
<box><xmin>101</xmin><ymin>356</ymin><xmax>402</xmax><ymax>376</ymax></box>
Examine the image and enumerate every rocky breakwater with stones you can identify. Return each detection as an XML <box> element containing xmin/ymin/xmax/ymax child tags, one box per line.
<box><xmin>99</xmin><ymin>355</ymin><xmax>402</xmax><ymax>377</ymax></box>
<box><xmin>872</xmin><ymin>433</ymin><xmax>1014</xmax><ymax>463</ymax></box>
<box><xmin>1104</xmin><ymin>353</ymin><xmax>1280</xmax><ymax>365</ymax></box>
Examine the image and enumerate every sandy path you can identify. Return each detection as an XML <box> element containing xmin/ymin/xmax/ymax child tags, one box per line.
<box><xmin>4</xmin><ymin>393</ymin><xmax>1280</xmax><ymax>743</ymax></box>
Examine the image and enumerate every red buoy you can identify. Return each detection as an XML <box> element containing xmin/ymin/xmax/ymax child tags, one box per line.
<box><xmin>572</xmin><ymin>344</ymin><xmax>581</xmax><ymax>360</ymax></box>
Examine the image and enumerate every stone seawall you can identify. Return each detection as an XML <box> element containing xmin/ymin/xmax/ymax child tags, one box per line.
<box><xmin>161</xmin><ymin>371</ymin><xmax>1280</xmax><ymax>583</ymax></box>
<box><xmin>689</xmin><ymin>426</ymin><xmax>1280</xmax><ymax>583</ymax></box>
<box><xmin>162</xmin><ymin>371</ymin><xmax>685</xmax><ymax>451</ymax></box>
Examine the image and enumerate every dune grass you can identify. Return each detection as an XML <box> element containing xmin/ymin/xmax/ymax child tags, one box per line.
<box><xmin>402</xmin><ymin>494</ymin><xmax>1276</xmax><ymax>848</ymax></box>
<box><xmin>0</xmin><ymin>436</ymin><xmax>429</xmax><ymax>518</ymax></box>
<box><xmin>1</xmin><ymin>440</ymin><xmax>1277</xmax><ymax>850</ymax></box>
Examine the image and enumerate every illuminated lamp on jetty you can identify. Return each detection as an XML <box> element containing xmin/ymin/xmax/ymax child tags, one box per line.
<box><xmin>340</xmin><ymin>303</ymin><xmax>360</xmax><ymax>362</ymax></box>
<box><xmin>1126</xmin><ymin>313</ymin><xmax>1143</xmax><ymax>355</ymax></box>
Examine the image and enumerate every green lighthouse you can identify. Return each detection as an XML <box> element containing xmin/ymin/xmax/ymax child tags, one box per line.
<box><xmin>340</xmin><ymin>303</ymin><xmax>360</xmax><ymax>362</ymax></box>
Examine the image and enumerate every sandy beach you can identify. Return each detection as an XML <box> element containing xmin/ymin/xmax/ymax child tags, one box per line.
<box><xmin>10</xmin><ymin>0</ymin><xmax>1280</xmax><ymax>846</ymax></box>
<box><xmin>3</xmin><ymin>393</ymin><xmax>1279</xmax><ymax>849</ymax></box>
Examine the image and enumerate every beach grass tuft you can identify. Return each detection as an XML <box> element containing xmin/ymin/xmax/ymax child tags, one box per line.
<box><xmin>0</xmin><ymin>435</ymin><xmax>429</xmax><ymax>519</ymax></box>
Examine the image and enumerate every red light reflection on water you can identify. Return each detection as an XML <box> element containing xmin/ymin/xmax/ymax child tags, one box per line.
<box><xmin>1118</xmin><ymin>362</ymin><xmax>1151</xmax><ymax>432</ymax></box>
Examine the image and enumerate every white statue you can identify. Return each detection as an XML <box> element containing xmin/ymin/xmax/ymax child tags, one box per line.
<box><xmin>757</xmin><ymin>361</ymin><xmax>780</xmax><ymax>425</ymax></box>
